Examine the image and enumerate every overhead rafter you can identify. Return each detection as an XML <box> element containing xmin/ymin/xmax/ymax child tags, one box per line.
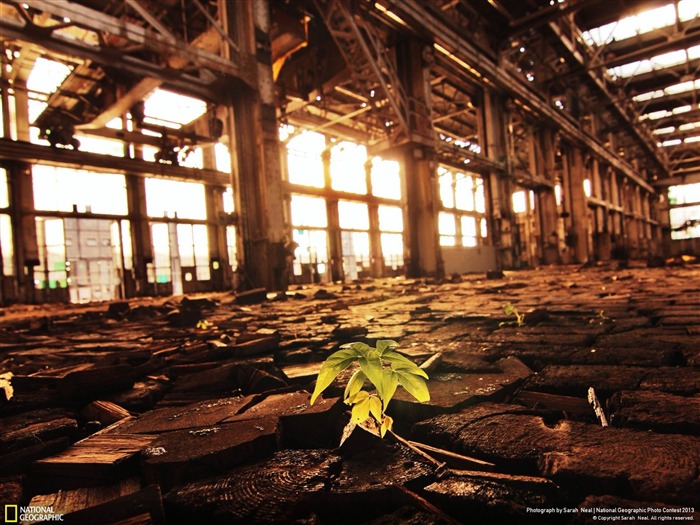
<box><xmin>2</xmin><ymin>0</ymin><xmax>257</xmax><ymax>90</ymax></box>
<box><xmin>379</xmin><ymin>0</ymin><xmax>658</xmax><ymax>192</ymax></box>
<box><xmin>312</xmin><ymin>0</ymin><xmax>411</xmax><ymax>145</ymax></box>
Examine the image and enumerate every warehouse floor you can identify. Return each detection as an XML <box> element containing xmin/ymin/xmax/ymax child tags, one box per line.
<box><xmin>1</xmin><ymin>262</ymin><xmax>699</xmax><ymax>524</ymax></box>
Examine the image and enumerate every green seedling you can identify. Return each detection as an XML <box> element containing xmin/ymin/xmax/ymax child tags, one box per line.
<box><xmin>500</xmin><ymin>302</ymin><xmax>525</xmax><ymax>327</ymax></box>
<box><xmin>310</xmin><ymin>340</ymin><xmax>430</xmax><ymax>437</ymax></box>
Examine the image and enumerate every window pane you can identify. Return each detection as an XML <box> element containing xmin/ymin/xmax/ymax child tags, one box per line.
<box><xmin>145</xmin><ymin>178</ymin><xmax>206</xmax><ymax>220</ymax></box>
<box><xmin>33</xmin><ymin>165</ymin><xmax>128</xmax><ymax>215</ymax></box>
<box><xmin>512</xmin><ymin>191</ymin><xmax>527</xmax><ymax>213</ymax></box>
<box><xmin>338</xmin><ymin>201</ymin><xmax>369</xmax><ymax>230</ymax></box>
<box><xmin>0</xmin><ymin>214</ymin><xmax>14</xmax><ymax>275</ymax></box>
<box><xmin>461</xmin><ymin>216</ymin><xmax>477</xmax><ymax>247</ymax></box>
<box><xmin>475</xmin><ymin>180</ymin><xmax>486</xmax><ymax>213</ymax></box>
<box><xmin>670</xmin><ymin>205</ymin><xmax>700</xmax><ymax>239</ymax></box>
<box><xmin>0</xmin><ymin>168</ymin><xmax>9</xmax><ymax>208</ymax></box>
<box><xmin>438</xmin><ymin>212</ymin><xmax>456</xmax><ymax>235</ymax></box>
<box><xmin>378</xmin><ymin>205</ymin><xmax>403</xmax><ymax>232</ymax></box>
<box><xmin>439</xmin><ymin>169</ymin><xmax>454</xmax><ymax>208</ymax></box>
<box><xmin>381</xmin><ymin>233</ymin><xmax>403</xmax><ymax>268</ymax></box>
<box><xmin>331</xmin><ymin>142</ymin><xmax>367</xmax><ymax>194</ymax></box>
<box><xmin>668</xmin><ymin>183</ymin><xmax>700</xmax><ymax>205</ymax></box>
<box><xmin>371</xmin><ymin>158</ymin><xmax>401</xmax><ymax>199</ymax></box>
<box><xmin>291</xmin><ymin>195</ymin><xmax>327</xmax><ymax>227</ymax></box>
<box><xmin>455</xmin><ymin>174</ymin><xmax>474</xmax><ymax>211</ymax></box>
<box><xmin>287</xmin><ymin>131</ymin><xmax>326</xmax><ymax>188</ymax></box>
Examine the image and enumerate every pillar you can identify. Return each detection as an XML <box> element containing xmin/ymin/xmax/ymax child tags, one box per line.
<box><xmin>482</xmin><ymin>91</ymin><xmax>514</xmax><ymax>268</ymax></box>
<box><xmin>224</xmin><ymin>0</ymin><xmax>287</xmax><ymax>291</ymax></box>
<box><xmin>562</xmin><ymin>145</ymin><xmax>589</xmax><ymax>263</ymax></box>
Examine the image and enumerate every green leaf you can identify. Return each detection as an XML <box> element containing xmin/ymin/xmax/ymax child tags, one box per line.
<box><xmin>380</xmin><ymin>414</ymin><xmax>393</xmax><ymax>437</ymax></box>
<box><xmin>383</xmin><ymin>351</ymin><xmax>429</xmax><ymax>379</ymax></box>
<box><xmin>345</xmin><ymin>389</ymin><xmax>369</xmax><ymax>405</ymax></box>
<box><xmin>376</xmin><ymin>339</ymin><xmax>399</xmax><ymax>354</ymax></box>
<box><xmin>344</xmin><ymin>369</ymin><xmax>367</xmax><ymax>402</ymax></box>
<box><xmin>368</xmin><ymin>395</ymin><xmax>383</xmax><ymax>422</ymax></box>
<box><xmin>359</xmin><ymin>353</ymin><xmax>384</xmax><ymax>398</ymax></box>
<box><xmin>396</xmin><ymin>370</ymin><xmax>430</xmax><ymax>402</ymax></box>
<box><xmin>310</xmin><ymin>356</ymin><xmax>356</xmax><ymax>405</ymax></box>
<box><xmin>351</xmin><ymin>397</ymin><xmax>371</xmax><ymax>423</ymax></box>
<box><xmin>340</xmin><ymin>341</ymin><xmax>372</xmax><ymax>358</ymax></box>
<box><xmin>381</xmin><ymin>369</ymin><xmax>399</xmax><ymax>409</ymax></box>
<box><xmin>325</xmin><ymin>348</ymin><xmax>359</xmax><ymax>367</ymax></box>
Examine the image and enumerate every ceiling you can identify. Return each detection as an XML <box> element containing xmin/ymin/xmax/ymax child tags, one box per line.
<box><xmin>1</xmin><ymin>0</ymin><xmax>698</xmax><ymax>187</ymax></box>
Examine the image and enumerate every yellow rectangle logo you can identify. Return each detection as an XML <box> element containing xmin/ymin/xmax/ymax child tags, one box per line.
<box><xmin>5</xmin><ymin>505</ymin><xmax>18</xmax><ymax>523</ymax></box>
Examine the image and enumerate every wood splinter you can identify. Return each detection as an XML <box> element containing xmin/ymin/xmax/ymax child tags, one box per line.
<box><xmin>588</xmin><ymin>386</ymin><xmax>609</xmax><ymax>427</ymax></box>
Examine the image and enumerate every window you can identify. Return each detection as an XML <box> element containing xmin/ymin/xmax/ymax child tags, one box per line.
<box><xmin>145</xmin><ymin>178</ymin><xmax>206</xmax><ymax>220</ymax></box>
<box><xmin>331</xmin><ymin>142</ymin><xmax>367</xmax><ymax>194</ymax></box>
<box><xmin>0</xmin><ymin>168</ymin><xmax>9</xmax><ymax>208</ymax></box>
<box><xmin>0</xmin><ymin>214</ymin><xmax>13</xmax><ymax>275</ymax></box>
<box><xmin>287</xmin><ymin>131</ymin><xmax>325</xmax><ymax>188</ymax></box>
<box><xmin>668</xmin><ymin>184</ymin><xmax>700</xmax><ymax>240</ymax></box>
<box><xmin>291</xmin><ymin>195</ymin><xmax>327</xmax><ymax>228</ymax></box>
<box><xmin>439</xmin><ymin>212</ymin><xmax>456</xmax><ymax>246</ymax></box>
<box><xmin>33</xmin><ymin>166</ymin><xmax>128</xmax><ymax>215</ymax></box>
<box><xmin>438</xmin><ymin>165</ymin><xmax>488</xmax><ymax>247</ymax></box>
<box><xmin>371</xmin><ymin>158</ymin><xmax>401</xmax><ymax>199</ymax></box>
<box><xmin>338</xmin><ymin>201</ymin><xmax>369</xmax><ymax>230</ymax></box>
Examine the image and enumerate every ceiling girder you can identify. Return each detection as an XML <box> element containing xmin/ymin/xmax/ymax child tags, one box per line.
<box><xmin>11</xmin><ymin>0</ymin><xmax>257</xmax><ymax>88</ymax></box>
<box><xmin>380</xmin><ymin>0</ymin><xmax>657</xmax><ymax>192</ymax></box>
<box><xmin>312</xmin><ymin>0</ymin><xmax>410</xmax><ymax>144</ymax></box>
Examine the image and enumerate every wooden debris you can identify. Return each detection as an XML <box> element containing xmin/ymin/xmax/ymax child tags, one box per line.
<box><xmin>235</xmin><ymin>288</ymin><xmax>268</xmax><ymax>305</ymax></box>
<box><xmin>608</xmin><ymin>390</ymin><xmax>700</xmax><ymax>433</ymax></box>
<box><xmin>587</xmin><ymin>387</ymin><xmax>609</xmax><ymax>427</ymax></box>
<box><xmin>32</xmin><ymin>433</ymin><xmax>156</xmax><ymax>488</ymax></box>
<box><xmin>141</xmin><ymin>417</ymin><xmax>279</xmax><ymax>491</ymax></box>
<box><xmin>82</xmin><ymin>401</ymin><xmax>132</xmax><ymax>426</ymax></box>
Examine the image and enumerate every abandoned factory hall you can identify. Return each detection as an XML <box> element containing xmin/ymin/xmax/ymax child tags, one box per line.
<box><xmin>0</xmin><ymin>0</ymin><xmax>699</xmax><ymax>524</ymax></box>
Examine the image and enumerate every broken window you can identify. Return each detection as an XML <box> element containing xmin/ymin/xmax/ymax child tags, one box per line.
<box><xmin>291</xmin><ymin>195</ymin><xmax>328</xmax><ymax>282</ymax></box>
<box><xmin>378</xmin><ymin>205</ymin><xmax>403</xmax><ymax>271</ymax></box>
<box><xmin>145</xmin><ymin>178</ymin><xmax>206</xmax><ymax>220</ymax></box>
<box><xmin>338</xmin><ymin>201</ymin><xmax>370</xmax><ymax>280</ymax></box>
<box><xmin>222</xmin><ymin>187</ymin><xmax>235</xmax><ymax>214</ymax></box>
<box><xmin>286</xmin><ymin>131</ymin><xmax>325</xmax><ymax>188</ymax></box>
<box><xmin>439</xmin><ymin>212</ymin><xmax>456</xmax><ymax>246</ymax></box>
<box><xmin>177</xmin><ymin>224</ymin><xmax>210</xmax><ymax>281</ymax></box>
<box><xmin>149</xmin><ymin>222</ymin><xmax>172</xmax><ymax>285</ymax></box>
<box><xmin>439</xmin><ymin>166</ymin><xmax>488</xmax><ymax>247</ymax></box>
<box><xmin>0</xmin><ymin>214</ymin><xmax>13</xmax><ymax>276</ymax></box>
<box><xmin>33</xmin><ymin>166</ymin><xmax>128</xmax><ymax>215</ymax></box>
<box><xmin>292</xmin><ymin>229</ymin><xmax>329</xmax><ymax>282</ymax></box>
<box><xmin>371</xmin><ymin>158</ymin><xmax>401</xmax><ymax>200</ymax></box>
<box><xmin>34</xmin><ymin>218</ymin><xmax>67</xmax><ymax>291</ymax></box>
<box><xmin>668</xmin><ymin>183</ymin><xmax>700</xmax><ymax>240</ymax></box>
<box><xmin>331</xmin><ymin>142</ymin><xmax>367</xmax><ymax>194</ymax></box>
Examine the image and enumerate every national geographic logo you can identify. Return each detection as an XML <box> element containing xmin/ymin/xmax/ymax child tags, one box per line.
<box><xmin>4</xmin><ymin>505</ymin><xmax>64</xmax><ymax>522</ymax></box>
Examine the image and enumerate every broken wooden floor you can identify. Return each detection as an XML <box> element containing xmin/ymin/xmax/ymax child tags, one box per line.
<box><xmin>1</xmin><ymin>263</ymin><xmax>699</xmax><ymax>524</ymax></box>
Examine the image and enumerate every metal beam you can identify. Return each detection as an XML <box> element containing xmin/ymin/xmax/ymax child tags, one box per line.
<box><xmin>16</xmin><ymin>0</ymin><xmax>257</xmax><ymax>88</ymax></box>
<box><xmin>381</xmin><ymin>0</ymin><xmax>657</xmax><ymax>192</ymax></box>
<box><xmin>546</xmin><ymin>20</ymin><xmax>668</xmax><ymax>175</ymax></box>
<box><xmin>0</xmin><ymin>138</ymin><xmax>229</xmax><ymax>185</ymax></box>
<box><xmin>79</xmin><ymin>78</ymin><xmax>162</xmax><ymax>130</ymax></box>
<box><xmin>0</xmin><ymin>17</ymin><xmax>224</xmax><ymax>102</ymax></box>
<box><xmin>313</xmin><ymin>0</ymin><xmax>410</xmax><ymax>144</ymax></box>
<box><xmin>123</xmin><ymin>0</ymin><xmax>177</xmax><ymax>41</ymax></box>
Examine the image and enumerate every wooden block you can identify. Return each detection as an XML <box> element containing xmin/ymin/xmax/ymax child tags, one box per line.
<box><xmin>28</xmin><ymin>477</ymin><xmax>141</xmax><ymax>514</ymax></box>
<box><xmin>141</xmin><ymin>417</ymin><xmax>279</xmax><ymax>491</ymax></box>
<box><xmin>33</xmin><ymin>433</ymin><xmax>156</xmax><ymax>484</ymax></box>
<box><xmin>122</xmin><ymin>395</ymin><xmax>256</xmax><ymax>434</ymax></box>
<box><xmin>82</xmin><ymin>401</ymin><xmax>132</xmax><ymax>426</ymax></box>
<box><xmin>235</xmin><ymin>288</ymin><xmax>268</xmax><ymax>305</ymax></box>
<box><xmin>59</xmin><ymin>485</ymin><xmax>164</xmax><ymax>525</ymax></box>
<box><xmin>0</xmin><ymin>437</ymin><xmax>70</xmax><ymax>474</ymax></box>
<box><xmin>512</xmin><ymin>391</ymin><xmax>592</xmax><ymax>416</ymax></box>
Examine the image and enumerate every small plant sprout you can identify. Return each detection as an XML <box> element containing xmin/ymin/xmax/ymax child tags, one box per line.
<box><xmin>309</xmin><ymin>340</ymin><xmax>430</xmax><ymax>437</ymax></box>
<box><xmin>501</xmin><ymin>302</ymin><xmax>525</xmax><ymax>327</ymax></box>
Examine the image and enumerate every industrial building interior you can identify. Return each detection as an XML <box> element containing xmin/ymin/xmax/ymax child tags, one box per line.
<box><xmin>0</xmin><ymin>0</ymin><xmax>699</xmax><ymax>523</ymax></box>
